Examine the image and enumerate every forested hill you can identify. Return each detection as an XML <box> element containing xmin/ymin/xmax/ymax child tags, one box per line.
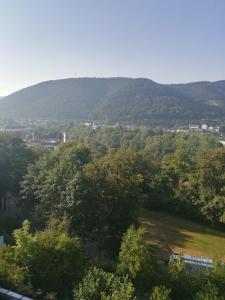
<box><xmin>1</xmin><ymin>77</ymin><xmax>225</xmax><ymax>123</ymax></box>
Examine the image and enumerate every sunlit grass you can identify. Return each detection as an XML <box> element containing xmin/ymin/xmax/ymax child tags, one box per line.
<box><xmin>139</xmin><ymin>209</ymin><xmax>225</xmax><ymax>260</ymax></box>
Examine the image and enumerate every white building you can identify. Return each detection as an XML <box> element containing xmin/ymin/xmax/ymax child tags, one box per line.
<box><xmin>201</xmin><ymin>123</ymin><xmax>208</xmax><ymax>130</ymax></box>
<box><xmin>189</xmin><ymin>124</ymin><xmax>200</xmax><ymax>131</ymax></box>
<box><xmin>84</xmin><ymin>122</ymin><xmax>92</xmax><ymax>126</ymax></box>
<box><xmin>215</xmin><ymin>126</ymin><xmax>220</xmax><ymax>133</ymax></box>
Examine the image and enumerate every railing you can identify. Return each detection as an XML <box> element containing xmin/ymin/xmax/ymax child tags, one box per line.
<box><xmin>170</xmin><ymin>253</ymin><xmax>213</xmax><ymax>268</ymax></box>
<box><xmin>0</xmin><ymin>287</ymin><xmax>32</xmax><ymax>300</ymax></box>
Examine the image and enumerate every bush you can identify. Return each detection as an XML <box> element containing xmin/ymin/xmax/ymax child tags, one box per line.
<box><xmin>150</xmin><ymin>286</ymin><xmax>171</xmax><ymax>300</ymax></box>
<box><xmin>0</xmin><ymin>220</ymin><xmax>86</xmax><ymax>298</ymax></box>
<box><xmin>73</xmin><ymin>267</ymin><xmax>136</xmax><ymax>300</ymax></box>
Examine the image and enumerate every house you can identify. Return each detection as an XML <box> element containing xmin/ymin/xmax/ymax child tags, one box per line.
<box><xmin>215</xmin><ymin>126</ymin><xmax>220</xmax><ymax>133</ymax></box>
<box><xmin>189</xmin><ymin>124</ymin><xmax>200</xmax><ymax>132</ymax></box>
<box><xmin>84</xmin><ymin>122</ymin><xmax>92</xmax><ymax>126</ymax></box>
<box><xmin>208</xmin><ymin>126</ymin><xmax>215</xmax><ymax>132</ymax></box>
<box><xmin>201</xmin><ymin>123</ymin><xmax>208</xmax><ymax>130</ymax></box>
<box><xmin>176</xmin><ymin>127</ymin><xmax>189</xmax><ymax>133</ymax></box>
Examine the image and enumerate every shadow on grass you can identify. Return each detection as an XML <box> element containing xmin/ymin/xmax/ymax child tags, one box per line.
<box><xmin>139</xmin><ymin>209</ymin><xmax>225</xmax><ymax>259</ymax></box>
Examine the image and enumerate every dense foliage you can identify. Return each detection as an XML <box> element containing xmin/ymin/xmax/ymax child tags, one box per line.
<box><xmin>0</xmin><ymin>220</ymin><xmax>85</xmax><ymax>299</ymax></box>
<box><xmin>0</xmin><ymin>133</ymin><xmax>36</xmax><ymax>201</ymax></box>
<box><xmin>1</xmin><ymin>131</ymin><xmax>225</xmax><ymax>299</ymax></box>
<box><xmin>73</xmin><ymin>267</ymin><xmax>136</xmax><ymax>300</ymax></box>
<box><xmin>21</xmin><ymin>144</ymin><xmax>155</xmax><ymax>256</ymax></box>
<box><xmin>20</xmin><ymin>142</ymin><xmax>92</xmax><ymax>226</ymax></box>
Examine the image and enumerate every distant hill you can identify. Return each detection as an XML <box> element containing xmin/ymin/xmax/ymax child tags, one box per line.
<box><xmin>0</xmin><ymin>77</ymin><xmax>225</xmax><ymax>124</ymax></box>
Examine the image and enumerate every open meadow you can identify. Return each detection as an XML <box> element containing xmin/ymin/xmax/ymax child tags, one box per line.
<box><xmin>140</xmin><ymin>210</ymin><xmax>225</xmax><ymax>260</ymax></box>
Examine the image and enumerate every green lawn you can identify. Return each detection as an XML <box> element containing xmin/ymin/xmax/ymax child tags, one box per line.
<box><xmin>139</xmin><ymin>210</ymin><xmax>225</xmax><ymax>260</ymax></box>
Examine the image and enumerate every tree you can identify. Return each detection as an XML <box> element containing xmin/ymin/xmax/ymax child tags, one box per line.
<box><xmin>168</xmin><ymin>257</ymin><xmax>197</xmax><ymax>300</ymax></box>
<box><xmin>0</xmin><ymin>220</ymin><xmax>86</xmax><ymax>298</ymax></box>
<box><xmin>195</xmin><ymin>284</ymin><xmax>224</xmax><ymax>300</ymax></box>
<box><xmin>0</xmin><ymin>134</ymin><xmax>36</xmax><ymax>209</ymax></box>
<box><xmin>70</xmin><ymin>149</ymin><xmax>155</xmax><ymax>256</ymax></box>
<box><xmin>73</xmin><ymin>267</ymin><xmax>136</xmax><ymax>300</ymax></box>
<box><xmin>198</xmin><ymin>260</ymin><xmax>225</xmax><ymax>298</ymax></box>
<box><xmin>21</xmin><ymin>145</ymin><xmax>155</xmax><ymax>256</ymax></box>
<box><xmin>201</xmin><ymin>196</ymin><xmax>225</xmax><ymax>224</ymax></box>
<box><xmin>192</xmin><ymin>148</ymin><xmax>225</xmax><ymax>224</ymax></box>
<box><xmin>20</xmin><ymin>142</ymin><xmax>91</xmax><ymax>226</ymax></box>
<box><xmin>195</xmin><ymin>149</ymin><xmax>225</xmax><ymax>200</ymax></box>
<box><xmin>0</xmin><ymin>244</ymin><xmax>29</xmax><ymax>293</ymax></box>
<box><xmin>150</xmin><ymin>286</ymin><xmax>171</xmax><ymax>300</ymax></box>
<box><xmin>117</xmin><ymin>226</ymin><xmax>157</xmax><ymax>293</ymax></box>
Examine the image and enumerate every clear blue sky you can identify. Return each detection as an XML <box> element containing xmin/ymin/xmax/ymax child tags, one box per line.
<box><xmin>0</xmin><ymin>0</ymin><xmax>225</xmax><ymax>95</ymax></box>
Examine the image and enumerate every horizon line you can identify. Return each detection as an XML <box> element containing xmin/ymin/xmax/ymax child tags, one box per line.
<box><xmin>1</xmin><ymin>76</ymin><xmax>225</xmax><ymax>97</ymax></box>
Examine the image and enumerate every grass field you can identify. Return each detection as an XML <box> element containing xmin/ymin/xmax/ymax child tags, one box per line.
<box><xmin>139</xmin><ymin>210</ymin><xmax>225</xmax><ymax>260</ymax></box>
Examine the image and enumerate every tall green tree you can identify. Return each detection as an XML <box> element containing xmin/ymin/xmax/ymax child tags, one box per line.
<box><xmin>20</xmin><ymin>142</ymin><xmax>91</xmax><ymax>225</ymax></box>
<box><xmin>0</xmin><ymin>134</ymin><xmax>36</xmax><ymax>205</ymax></box>
<box><xmin>70</xmin><ymin>149</ymin><xmax>155</xmax><ymax>256</ymax></box>
<box><xmin>191</xmin><ymin>148</ymin><xmax>225</xmax><ymax>224</ymax></box>
<box><xmin>117</xmin><ymin>226</ymin><xmax>158</xmax><ymax>294</ymax></box>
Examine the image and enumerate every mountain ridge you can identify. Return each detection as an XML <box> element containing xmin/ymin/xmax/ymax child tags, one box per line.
<box><xmin>1</xmin><ymin>77</ymin><xmax>225</xmax><ymax>124</ymax></box>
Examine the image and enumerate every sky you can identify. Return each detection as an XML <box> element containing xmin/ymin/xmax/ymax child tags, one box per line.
<box><xmin>0</xmin><ymin>0</ymin><xmax>225</xmax><ymax>96</ymax></box>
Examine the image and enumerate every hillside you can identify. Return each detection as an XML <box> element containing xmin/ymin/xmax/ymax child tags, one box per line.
<box><xmin>140</xmin><ymin>210</ymin><xmax>225</xmax><ymax>260</ymax></box>
<box><xmin>1</xmin><ymin>77</ymin><xmax>225</xmax><ymax>124</ymax></box>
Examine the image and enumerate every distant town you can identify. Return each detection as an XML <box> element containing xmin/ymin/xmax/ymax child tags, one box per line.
<box><xmin>0</xmin><ymin>120</ymin><xmax>224</xmax><ymax>152</ymax></box>
<box><xmin>167</xmin><ymin>123</ymin><xmax>220</xmax><ymax>134</ymax></box>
